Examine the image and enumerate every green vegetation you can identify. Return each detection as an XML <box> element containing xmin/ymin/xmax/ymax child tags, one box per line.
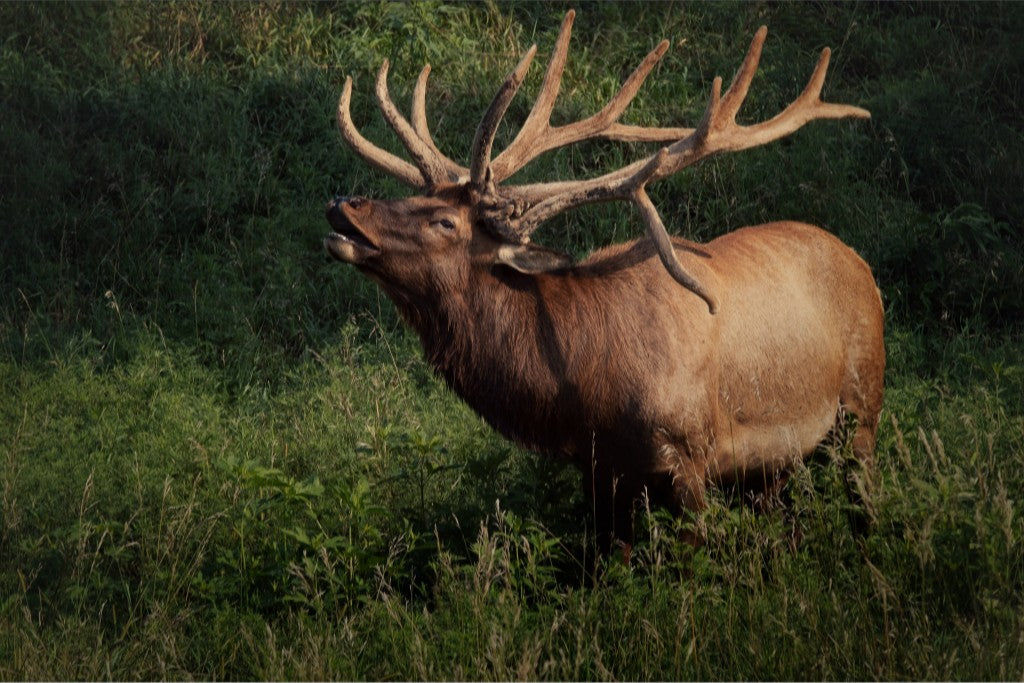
<box><xmin>2</xmin><ymin>2</ymin><xmax>1023</xmax><ymax>678</ymax></box>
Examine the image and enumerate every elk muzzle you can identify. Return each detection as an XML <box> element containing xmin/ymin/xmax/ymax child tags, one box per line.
<box><xmin>324</xmin><ymin>196</ymin><xmax>379</xmax><ymax>263</ymax></box>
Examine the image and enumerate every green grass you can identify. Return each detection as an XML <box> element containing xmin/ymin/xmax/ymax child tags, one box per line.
<box><xmin>2</xmin><ymin>1</ymin><xmax>1023</xmax><ymax>679</ymax></box>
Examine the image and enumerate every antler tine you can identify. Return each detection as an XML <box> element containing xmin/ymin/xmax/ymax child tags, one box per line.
<box><xmin>790</xmin><ymin>47</ymin><xmax>871</xmax><ymax>119</ymax></box>
<box><xmin>375</xmin><ymin>60</ymin><xmax>457</xmax><ymax>187</ymax></box>
<box><xmin>488</xmin><ymin>11</ymin><xmax>575</xmax><ymax>181</ymax></box>
<box><xmin>337</xmin><ymin>76</ymin><xmax>425</xmax><ymax>189</ymax></box>
<box><xmin>633</xmin><ymin>186</ymin><xmax>717</xmax><ymax>314</ymax></box>
<box><xmin>411</xmin><ymin>65</ymin><xmax>433</xmax><ymax>139</ymax></box>
<box><xmin>412</xmin><ymin>65</ymin><xmax>470</xmax><ymax>182</ymax></box>
<box><xmin>719</xmin><ymin>26</ymin><xmax>767</xmax><ymax>125</ymax></box>
<box><xmin>470</xmin><ymin>44</ymin><xmax>538</xmax><ymax>187</ymax></box>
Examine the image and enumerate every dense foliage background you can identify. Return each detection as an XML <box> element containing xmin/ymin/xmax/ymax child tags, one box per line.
<box><xmin>2</xmin><ymin>2</ymin><xmax>1022</xmax><ymax>678</ymax></box>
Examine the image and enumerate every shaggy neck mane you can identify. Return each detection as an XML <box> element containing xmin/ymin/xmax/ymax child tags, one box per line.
<box><xmin>390</xmin><ymin>265</ymin><xmax>609</xmax><ymax>456</ymax></box>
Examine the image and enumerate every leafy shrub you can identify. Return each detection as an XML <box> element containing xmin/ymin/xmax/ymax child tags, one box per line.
<box><xmin>197</xmin><ymin>459</ymin><xmax>415</xmax><ymax>614</ymax></box>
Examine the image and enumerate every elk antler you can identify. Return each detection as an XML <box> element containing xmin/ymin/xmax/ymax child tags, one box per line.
<box><xmin>336</xmin><ymin>13</ymin><xmax>870</xmax><ymax>313</ymax></box>
<box><xmin>337</xmin><ymin>63</ymin><xmax>467</xmax><ymax>189</ymax></box>
<box><xmin>497</xmin><ymin>27</ymin><xmax>869</xmax><ymax>234</ymax></box>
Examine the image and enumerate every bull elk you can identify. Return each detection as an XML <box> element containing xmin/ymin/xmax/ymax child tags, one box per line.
<box><xmin>324</xmin><ymin>11</ymin><xmax>884</xmax><ymax>553</ymax></box>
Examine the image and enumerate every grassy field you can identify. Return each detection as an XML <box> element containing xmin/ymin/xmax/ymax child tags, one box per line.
<box><xmin>2</xmin><ymin>2</ymin><xmax>1023</xmax><ymax>679</ymax></box>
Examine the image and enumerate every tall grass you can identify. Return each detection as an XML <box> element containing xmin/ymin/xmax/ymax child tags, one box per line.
<box><xmin>2</xmin><ymin>2</ymin><xmax>1023</xmax><ymax>679</ymax></box>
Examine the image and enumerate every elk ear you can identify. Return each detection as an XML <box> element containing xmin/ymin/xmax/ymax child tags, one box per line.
<box><xmin>494</xmin><ymin>244</ymin><xmax>573</xmax><ymax>274</ymax></box>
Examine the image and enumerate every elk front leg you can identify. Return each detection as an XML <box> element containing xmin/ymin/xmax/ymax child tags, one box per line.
<box><xmin>652</xmin><ymin>429</ymin><xmax>711</xmax><ymax>546</ymax></box>
<box><xmin>670</xmin><ymin>452</ymin><xmax>709</xmax><ymax>547</ymax></box>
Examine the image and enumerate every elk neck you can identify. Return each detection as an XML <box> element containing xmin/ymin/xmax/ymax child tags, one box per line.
<box><xmin>384</xmin><ymin>250</ymin><xmax>682</xmax><ymax>458</ymax></box>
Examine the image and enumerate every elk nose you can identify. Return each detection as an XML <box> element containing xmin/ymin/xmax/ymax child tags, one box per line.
<box><xmin>326</xmin><ymin>199</ymin><xmax>340</xmax><ymax>222</ymax></box>
<box><xmin>326</xmin><ymin>195</ymin><xmax>365</xmax><ymax>219</ymax></box>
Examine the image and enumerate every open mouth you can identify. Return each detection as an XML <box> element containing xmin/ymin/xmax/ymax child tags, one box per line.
<box><xmin>324</xmin><ymin>204</ymin><xmax>379</xmax><ymax>261</ymax></box>
<box><xmin>325</xmin><ymin>227</ymin><xmax>377</xmax><ymax>251</ymax></box>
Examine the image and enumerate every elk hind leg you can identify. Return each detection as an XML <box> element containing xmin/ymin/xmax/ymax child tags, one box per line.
<box><xmin>838</xmin><ymin>384</ymin><xmax>882</xmax><ymax>535</ymax></box>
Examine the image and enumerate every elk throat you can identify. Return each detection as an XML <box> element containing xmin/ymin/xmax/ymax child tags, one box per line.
<box><xmin>392</xmin><ymin>271</ymin><xmax>599</xmax><ymax>457</ymax></box>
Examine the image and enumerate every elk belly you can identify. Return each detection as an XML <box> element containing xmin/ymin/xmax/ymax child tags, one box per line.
<box><xmin>707</xmin><ymin>407</ymin><xmax>836</xmax><ymax>485</ymax></box>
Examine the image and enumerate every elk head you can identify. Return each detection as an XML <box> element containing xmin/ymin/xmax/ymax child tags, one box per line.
<box><xmin>324</xmin><ymin>185</ymin><xmax>573</xmax><ymax>307</ymax></box>
<box><xmin>325</xmin><ymin>11</ymin><xmax>869</xmax><ymax>313</ymax></box>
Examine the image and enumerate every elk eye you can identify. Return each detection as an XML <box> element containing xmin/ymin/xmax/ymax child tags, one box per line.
<box><xmin>436</xmin><ymin>218</ymin><xmax>456</xmax><ymax>231</ymax></box>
